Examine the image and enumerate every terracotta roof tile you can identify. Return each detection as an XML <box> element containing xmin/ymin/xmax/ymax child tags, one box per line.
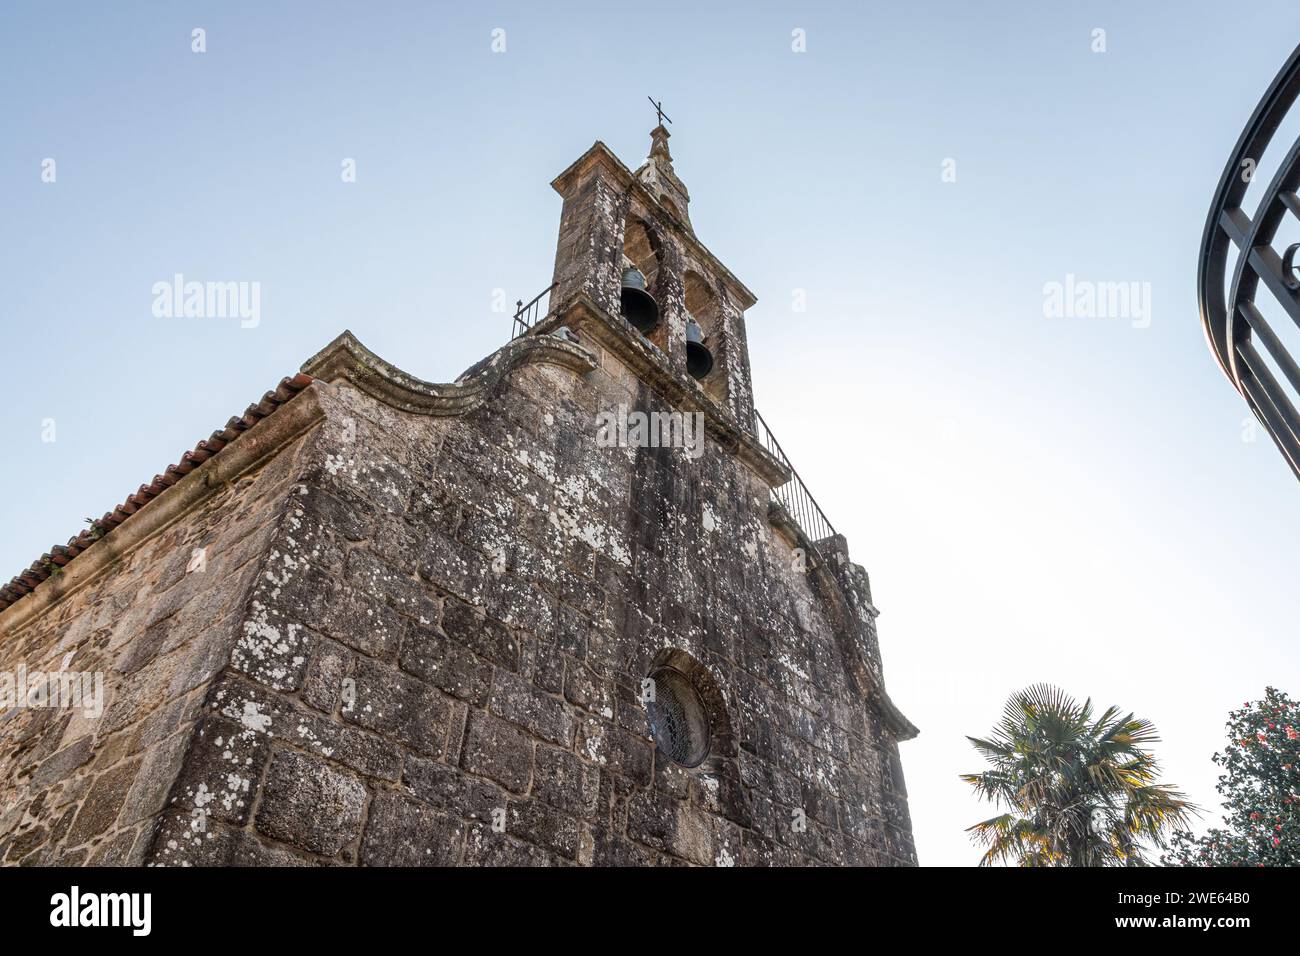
<box><xmin>0</xmin><ymin>373</ymin><xmax>314</xmax><ymax>612</ymax></box>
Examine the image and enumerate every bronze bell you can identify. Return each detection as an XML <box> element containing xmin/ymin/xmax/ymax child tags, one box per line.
<box><xmin>620</xmin><ymin>267</ymin><xmax>660</xmax><ymax>335</ymax></box>
<box><xmin>685</xmin><ymin>316</ymin><xmax>714</xmax><ymax>380</ymax></box>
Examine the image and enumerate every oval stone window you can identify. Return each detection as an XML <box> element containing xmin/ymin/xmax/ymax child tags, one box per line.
<box><xmin>645</xmin><ymin>665</ymin><xmax>711</xmax><ymax>767</ymax></box>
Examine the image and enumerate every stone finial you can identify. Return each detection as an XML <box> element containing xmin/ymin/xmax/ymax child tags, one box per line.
<box><xmin>649</xmin><ymin>123</ymin><xmax>673</xmax><ymax>164</ymax></box>
<box><xmin>636</xmin><ymin>125</ymin><xmax>692</xmax><ymax>228</ymax></box>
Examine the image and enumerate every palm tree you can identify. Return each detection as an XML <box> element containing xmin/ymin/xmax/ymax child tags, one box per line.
<box><xmin>961</xmin><ymin>684</ymin><xmax>1198</xmax><ymax>866</ymax></box>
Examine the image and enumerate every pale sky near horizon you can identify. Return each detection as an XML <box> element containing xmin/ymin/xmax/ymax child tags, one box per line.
<box><xmin>3</xmin><ymin>2</ymin><xmax>1300</xmax><ymax>866</ymax></box>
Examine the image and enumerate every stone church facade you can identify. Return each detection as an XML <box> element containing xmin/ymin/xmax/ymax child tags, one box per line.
<box><xmin>0</xmin><ymin>128</ymin><xmax>917</xmax><ymax>867</ymax></box>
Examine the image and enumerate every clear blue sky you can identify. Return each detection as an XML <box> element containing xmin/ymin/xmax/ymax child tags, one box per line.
<box><xmin>3</xmin><ymin>1</ymin><xmax>1299</xmax><ymax>866</ymax></box>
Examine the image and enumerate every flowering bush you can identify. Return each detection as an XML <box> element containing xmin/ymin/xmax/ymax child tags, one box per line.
<box><xmin>1165</xmin><ymin>687</ymin><xmax>1300</xmax><ymax>867</ymax></box>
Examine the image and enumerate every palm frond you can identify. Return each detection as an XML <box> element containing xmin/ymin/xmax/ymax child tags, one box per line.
<box><xmin>962</xmin><ymin>684</ymin><xmax>1194</xmax><ymax>867</ymax></box>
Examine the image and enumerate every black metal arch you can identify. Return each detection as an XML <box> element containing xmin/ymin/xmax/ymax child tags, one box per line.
<box><xmin>1199</xmin><ymin>43</ymin><xmax>1300</xmax><ymax>480</ymax></box>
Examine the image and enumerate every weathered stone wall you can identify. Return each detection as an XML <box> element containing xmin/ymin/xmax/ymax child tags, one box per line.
<box><xmin>0</xmin><ymin>429</ymin><xmax>315</xmax><ymax>865</ymax></box>
<box><xmin>150</xmin><ymin>334</ymin><xmax>915</xmax><ymax>865</ymax></box>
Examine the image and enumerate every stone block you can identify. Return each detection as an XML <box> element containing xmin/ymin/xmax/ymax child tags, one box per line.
<box><xmin>360</xmin><ymin>790</ymin><xmax>466</xmax><ymax>866</ymax></box>
<box><xmin>460</xmin><ymin>711</ymin><xmax>533</xmax><ymax>794</ymax></box>
<box><xmin>254</xmin><ymin>749</ymin><xmax>366</xmax><ymax>856</ymax></box>
<box><xmin>64</xmin><ymin>758</ymin><xmax>141</xmax><ymax>848</ymax></box>
<box><xmin>342</xmin><ymin>657</ymin><xmax>450</xmax><ymax>757</ymax></box>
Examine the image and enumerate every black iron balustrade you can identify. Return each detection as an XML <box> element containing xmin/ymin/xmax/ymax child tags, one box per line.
<box><xmin>512</xmin><ymin>282</ymin><xmax>557</xmax><ymax>339</ymax></box>
<box><xmin>1200</xmin><ymin>42</ymin><xmax>1300</xmax><ymax>480</ymax></box>
<box><xmin>753</xmin><ymin>409</ymin><xmax>838</xmax><ymax>546</ymax></box>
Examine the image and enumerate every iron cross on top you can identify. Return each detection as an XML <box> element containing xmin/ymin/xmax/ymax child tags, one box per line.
<box><xmin>647</xmin><ymin>97</ymin><xmax>672</xmax><ymax>127</ymax></box>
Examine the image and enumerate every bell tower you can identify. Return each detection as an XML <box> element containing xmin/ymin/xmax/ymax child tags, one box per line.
<box><xmin>544</xmin><ymin>121</ymin><xmax>758</xmax><ymax>430</ymax></box>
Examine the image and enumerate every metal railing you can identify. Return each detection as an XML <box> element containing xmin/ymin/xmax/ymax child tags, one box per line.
<box><xmin>1200</xmin><ymin>42</ymin><xmax>1300</xmax><ymax>481</ymax></box>
<box><xmin>513</xmin><ymin>282</ymin><xmax>557</xmax><ymax>339</ymax></box>
<box><xmin>754</xmin><ymin>409</ymin><xmax>838</xmax><ymax>545</ymax></box>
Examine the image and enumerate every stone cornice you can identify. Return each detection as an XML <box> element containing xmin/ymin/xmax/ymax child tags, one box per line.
<box><xmin>533</xmin><ymin>294</ymin><xmax>790</xmax><ymax>490</ymax></box>
<box><xmin>0</xmin><ymin>331</ymin><xmax>599</xmax><ymax>636</ymax></box>
<box><xmin>300</xmin><ymin>330</ymin><xmax>598</xmax><ymax>416</ymax></box>
<box><xmin>550</xmin><ymin>142</ymin><xmax>758</xmax><ymax>310</ymax></box>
